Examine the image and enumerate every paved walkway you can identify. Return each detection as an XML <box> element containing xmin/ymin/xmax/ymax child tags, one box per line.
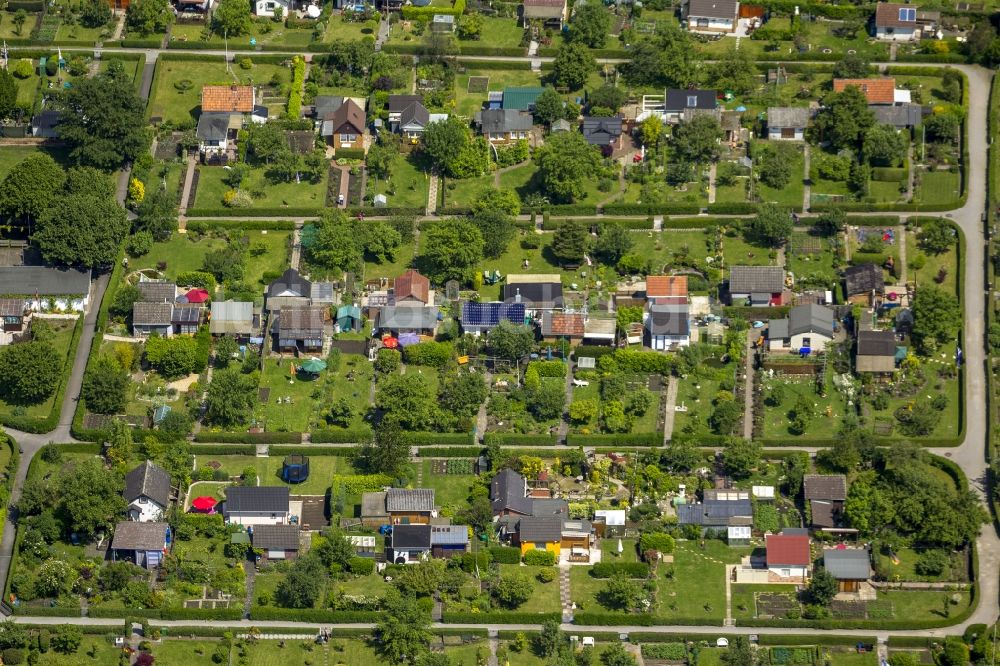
<box><xmin>741</xmin><ymin>329</ymin><xmax>755</xmax><ymax>440</ymax></box>
<box><xmin>707</xmin><ymin>163</ymin><xmax>717</xmax><ymax>205</ymax></box>
<box><xmin>177</xmin><ymin>152</ymin><xmax>197</xmax><ymax>220</ymax></box>
<box><xmin>802</xmin><ymin>144</ymin><xmax>811</xmax><ymax>212</ymax></box>
<box><xmin>896</xmin><ymin>224</ymin><xmax>907</xmax><ymax>283</ymax></box>
<box><xmin>661</xmin><ymin>376</ymin><xmax>678</xmax><ymax>444</ymax></box>
<box><xmin>559</xmin><ymin>567</ymin><xmax>573</xmax><ymax>623</ymax></box>
<box><xmin>426</xmin><ymin>172</ymin><xmax>439</xmax><ymax>215</ymax></box>
<box><xmin>290</xmin><ymin>226</ymin><xmax>302</xmax><ymax>270</ymax></box>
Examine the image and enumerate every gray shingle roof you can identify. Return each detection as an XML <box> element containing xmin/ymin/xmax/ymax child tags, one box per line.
<box><xmin>517</xmin><ymin>515</ymin><xmax>563</xmax><ymax>542</ymax></box>
<box><xmin>400</xmin><ymin>101</ymin><xmax>430</xmax><ymax>129</ymax></box>
<box><xmin>857</xmin><ymin>330</ymin><xmax>896</xmax><ymax>357</ymax></box>
<box><xmin>665</xmin><ymin>89</ymin><xmax>717</xmax><ymax>112</ymax></box>
<box><xmin>647</xmin><ymin>304</ymin><xmax>690</xmax><ymax>336</ymax></box>
<box><xmin>491</xmin><ymin>468</ymin><xmax>532</xmax><ymax>515</ymax></box>
<box><xmin>267</xmin><ymin>269</ymin><xmax>311</xmax><ymax>299</ymax></box>
<box><xmin>252</xmin><ymin>524</ymin><xmax>301</xmax><ymax>550</ymax></box>
<box><xmin>386</xmin><ymin>488</ymin><xmax>435</xmax><ymax>512</ymax></box>
<box><xmin>277</xmin><ymin>307</ymin><xmax>326</xmax><ymax>338</ymax></box>
<box><xmin>388</xmin><ymin>95</ymin><xmax>422</xmax><ymax>113</ymax></box>
<box><xmin>531</xmin><ymin>498</ymin><xmax>569</xmax><ymax>516</ymax></box>
<box><xmin>313</xmin><ymin>95</ymin><xmax>344</xmax><ymax>120</ymax></box>
<box><xmin>361</xmin><ymin>491</ymin><xmax>389</xmax><ymax>518</ymax></box>
<box><xmin>196</xmin><ymin>112</ymin><xmax>234</xmax><ymax>141</ymax></box>
<box><xmin>803</xmin><ymin>475</ymin><xmax>847</xmax><ymax>501</ymax></box>
<box><xmin>581</xmin><ymin>116</ymin><xmax>623</xmax><ymax>146</ymax></box>
<box><xmin>124</xmin><ymin>461</ymin><xmax>171</xmax><ymax>507</ymax></box>
<box><xmin>871</xmin><ymin>104</ymin><xmax>924</xmax><ymax>128</ymax></box>
<box><xmin>686</xmin><ymin>0</ymin><xmax>738</xmax><ymax>19</ymax></box>
<box><xmin>378</xmin><ymin>306</ymin><xmax>439</xmax><ymax>330</ymax></box>
<box><xmin>786</xmin><ymin>303</ymin><xmax>835</xmax><ymax>339</ymax></box>
<box><xmin>729</xmin><ymin>266</ymin><xmax>785</xmax><ymax>294</ymax></box>
<box><xmin>138</xmin><ymin>281</ymin><xmax>177</xmax><ymax>303</ymax></box>
<box><xmin>112</xmin><ymin>521</ymin><xmax>168</xmax><ymax>551</ymax></box>
<box><xmin>767</xmin><ymin>107</ymin><xmax>811</xmax><ymax>129</ymax></box>
<box><xmin>844</xmin><ymin>263</ymin><xmax>884</xmax><ymax>296</ymax></box>
<box><xmin>823</xmin><ymin>548</ymin><xmax>872</xmax><ymax>580</ymax></box>
<box><xmin>392</xmin><ymin>524</ymin><xmax>432</xmax><ymax>548</ymax></box>
<box><xmin>477</xmin><ymin>109</ymin><xmax>534</xmax><ymax>134</ymax></box>
<box><xmin>224</xmin><ymin>486</ymin><xmax>289</xmax><ymax>514</ymax></box>
<box><xmin>132</xmin><ymin>302</ymin><xmax>173</xmax><ymax>326</ymax></box>
<box><xmin>0</xmin><ymin>266</ymin><xmax>90</xmax><ymax>296</ymax></box>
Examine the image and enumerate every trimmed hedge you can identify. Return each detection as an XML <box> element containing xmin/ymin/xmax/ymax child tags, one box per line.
<box><xmin>441</xmin><ymin>611</ymin><xmax>560</xmax><ymax>624</ymax></box>
<box><xmin>489</xmin><ymin>546</ymin><xmax>522</xmax><ymax>564</ymax></box>
<box><xmin>706</xmin><ymin>202</ymin><xmax>758</xmax><ymax>214</ymax></box>
<box><xmin>757</xmin><ymin>635</ymin><xmax>878</xmax><ymax>646</ymax></box>
<box><xmin>185</xmin><ymin>219</ymin><xmax>297</xmax><ymax>231</ymax></box>
<box><xmin>193</xmin><ymin>432</ymin><xmax>301</xmax><ymax>444</ymax></box>
<box><xmin>190</xmin><ymin>444</ymin><xmax>257</xmax><ymax>455</ymax></box>
<box><xmin>416</xmin><ymin>447</ymin><xmax>482</xmax><ymax>457</ymax></box>
<box><xmin>401</xmin><ymin>0</ymin><xmax>466</xmax><ymax>18</ymax></box>
<box><xmin>156</xmin><ymin>53</ymin><xmax>227</xmax><ymax>63</ymax></box>
<box><xmin>601</xmin><ymin>203</ymin><xmax>701</xmax><ymax>215</ymax></box>
<box><xmin>403</xmin><ymin>432</ymin><xmax>475</xmax><ymax>446</ymax></box>
<box><xmin>486</xmin><ymin>433</ymin><xmax>557</xmax><ymax>446</ymax></box>
<box><xmin>249</xmin><ymin>608</ymin><xmax>382</xmax><ymax>622</ymax></box>
<box><xmin>565</xmin><ymin>433</ymin><xmax>662</xmax><ymax>447</ymax></box>
<box><xmin>159</xmin><ymin>607</ymin><xmax>243</xmax><ymax>620</ymax></box>
<box><xmin>458</xmin><ymin>45</ymin><xmax>526</xmax><ymax>57</ymax></box>
<box><xmin>590</xmin><ymin>562</ymin><xmax>650</xmax><ymax>578</ymax></box>
<box><xmin>456</xmin><ymin>58</ymin><xmax>531</xmax><ymax>70</ymax></box>
<box><xmin>185</xmin><ymin>207</ymin><xmax>322</xmax><ymax>217</ymax></box>
<box><xmin>271</xmin><ymin>445</ymin><xmax>356</xmax><ymax>456</ymax></box>
<box><xmin>310</xmin><ymin>429</ymin><xmax>371</xmax><ymax>443</ymax></box>
<box><xmin>523</xmin><ymin>550</ymin><xmax>556</xmax><ymax>566</ymax></box>
<box><xmin>14</xmin><ymin>606</ymin><xmax>81</xmax><ymax>617</ymax></box>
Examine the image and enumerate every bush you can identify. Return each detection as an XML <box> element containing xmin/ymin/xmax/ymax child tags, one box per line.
<box><xmin>523</xmin><ymin>549</ymin><xmax>555</xmax><ymax>566</ymax></box>
<box><xmin>526</xmin><ymin>360</ymin><xmax>566</xmax><ymax>378</ymax></box>
<box><xmin>537</xmin><ymin>567</ymin><xmax>556</xmax><ymax>583</ymax></box>
<box><xmin>590</xmin><ymin>562</ymin><xmax>649</xmax><ymax>578</ymax></box>
<box><xmin>489</xmin><ymin>546</ymin><xmax>521</xmax><ymax>564</ymax></box>
<box><xmin>402</xmin><ymin>341</ymin><xmax>453</xmax><ymax>367</ymax></box>
<box><xmin>638</xmin><ymin>532</ymin><xmax>675</xmax><ymax>554</ymax></box>
<box><xmin>348</xmin><ymin>557</ymin><xmax>375</xmax><ymax>575</ymax></box>
<box><xmin>2</xmin><ymin>648</ymin><xmax>24</xmax><ymax>665</ymax></box>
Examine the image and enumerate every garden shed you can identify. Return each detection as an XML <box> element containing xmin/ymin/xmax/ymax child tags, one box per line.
<box><xmin>337</xmin><ymin>305</ymin><xmax>362</xmax><ymax>332</ymax></box>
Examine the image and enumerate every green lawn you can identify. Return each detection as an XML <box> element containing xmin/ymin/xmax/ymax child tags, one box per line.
<box><xmin>658</xmin><ymin>541</ymin><xmax>751</xmax><ymax>621</ymax></box>
<box><xmin>497</xmin><ymin>162</ymin><xmax>536</xmax><ymax>194</ymax></box>
<box><xmin>148</xmin><ymin>640</ymin><xmax>220</xmax><ymax>663</ymax></box>
<box><xmin>441</xmin><ymin>174</ymin><xmax>494</xmax><ymax>208</ymax></box>
<box><xmin>914</xmin><ymin>169</ymin><xmax>962</xmax><ymax>207</ymax></box>
<box><xmin>497</xmin><ymin>564</ymin><xmax>561</xmax><ymax>613</ymax></box>
<box><xmin>453</xmin><ymin>69</ymin><xmax>543</xmax><ymax>117</ymax></box>
<box><xmin>755</xmin><ymin>150</ymin><xmax>805</xmax><ymax>208</ymax></box>
<box><xmin>723</xmin><ymin>233</ymin><xmax>778</xmax><ymax>267</ymax></box>
<box><xmin>876</xmin><ymin>546</ymin><xmax>968</xmax><ymax>583</ymax></box>
<box><xmin>169</xmin><ymin>21</ymin><xmax>316</xmax><ymax>48</ymax></box>
<box><xmin>787</xmin><ymin>233</ymin><xmax>840</xmax><ymax>292</ymax></box>
<box><xmin>880</xmin><ymin>589</ymin><xmax>971</xmax><ymax>622</ymax></box>
<box><xmin>601</xmin><ymin>538</ymin><xmax>638</xmax><ymax>562</ymax></box>
<box><xmin>367</xmin><ymin>153</ymin><xmax>430</xmax><ymax>209</ymax></box>
<box><xmin>420</xmin><ymin>460</ymin><xmax>475</xmax><ymax>512</ymax></box>
<box><xmin>132</xmin><ymin>230</ymin><xmax>291</xmax><ymax>295</ymax></box>
<box><xmin>35</xmin><ymin>638</ymin><xmax>124</xmax><ymax>664</ymax></box>
<box><xmin>905</xmin><ymin>222</ymin><xmax>959</xmax><ymax>297</ymax></box>
<box><xmin>0</xmin><ymin>318</ymin><xmax>78</xmax><ymax>424</ymax></box>
<box><xmin>194</xmin><ymin>165</ymin><xmax>328</xmax><ymax>211</ymax></box>
<box><xmin>364</xmin><ymin>240</ymin><xmax>416</xmax><ymax>283</ymax></box>
<box><xmin>759</xmin><ymin>373</ymin><xmax>846</xmax><ymax>441</ymax></box>
<box><xmin>148</xmin><ymin>59</ymin><xmax>290</xmax><ymax>125</ymax></box>
<box><xmin>192</xmin><ymin>454</ymin><xmax>351</xmax><ymax>495</ymax></box>
<box><xmin>0</xmin><ymin>145</ymin><xmax>70</xmax><ymax>180</ymax></box>
<box><xmin>321</xmin><ymin>15</ymin><xmax>376</xmax><ymax>43</ymax></box>
<box><xmin>54</xmin><ymin>20</ymin><xmax>109</xmax><ymax>42</ymax></box>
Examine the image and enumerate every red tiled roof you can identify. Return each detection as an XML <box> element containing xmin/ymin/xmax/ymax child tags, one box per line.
<box><xmin>394</xmin><ymin>269</ymin><xmax>430</xmax><ymax>303</ymax></box>
<box><xmin>548</xmin><ymin>313</ymin><xmax>585</xmax><ymax>336</ymax></box>
<box><xmin>832</xmin><ymin>78</ymin><xmax>896</xmax><ymax>105</ymax></box>
<box><xmin>646</xmin><ymin>275</ymin><xmax>688</xmax><ymax>298</ymax></box>
<box><xmin>766</xmin><ymin>534</ymin><xmax>811</xmax><ymax>567</ymax></box>
<box><xmin>201</xmin><ymin>85</ymin><xmax>255</xmax><ymax>113</ymax></box>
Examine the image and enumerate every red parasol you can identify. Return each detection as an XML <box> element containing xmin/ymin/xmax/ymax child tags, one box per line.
<box><xmin>382</xmin><ymin>336</ymin><xmax>399</xmax><ymax>349</ymax></box>
<box><xmin>191</xmin><ymin>496</ymin><xmax>217</xmax><ymax>511</ymax></box>
<box><xmin>185</xmin><ymin>288</ymin><xmax>210</xmax><ymax>303</ymax></box>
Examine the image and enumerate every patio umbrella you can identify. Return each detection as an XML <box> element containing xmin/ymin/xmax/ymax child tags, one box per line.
<box><xmin>398</xmin><ymin>332</ymin><xmax>420</xmax><ymax>347</ymax></box>
<box><xmin>617</xmin><ymin>539</ymin><xmax>623</xmax><ymax>556</ymax></box>
<box><xmin>191</xmin><ymin>496</ymin><xmax>217</xmax><ymax>512</ymax></box>
<box><xmin>299</xmin><ymin>358</ymin><xmax>327</xmax><ymax>373</ymax></box>
<box><xmin>382</xmin><ymin>336</ymin><xmax>399</xmax><ymax>349</ymax></box>
<box><xmin>185</xmin><ymin>288</ymin><xmax>210</xmax><ymax>303</ymax></box>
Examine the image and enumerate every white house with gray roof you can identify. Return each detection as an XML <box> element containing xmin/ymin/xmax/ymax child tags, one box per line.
<box><xmin>475</xmin><ymin>109</ymin><xmax>534</xmax><ymax>144</ymax></box>
<box><xmin>767</xmin><ymin>107</ymin><xmax>811</xmax><ymax>140</ymax></box>
<box><xmin>767</xmin><ymin>303</ymin><xmax>835</xmax><ymax>353</ymax></box>
<box><xmin>124</xmin><ymin>461</ymin><xmax>171</xmax><ymax>522</ymax></box>
<box><xmin>0</xmin><ymin>266</ymin><xmax>91</xmax><ymax>312</ymax></box>
<box><xmin>684</xmin><ymin>0</ymin><xmax>739</xmax><ymax>33</ymax></box>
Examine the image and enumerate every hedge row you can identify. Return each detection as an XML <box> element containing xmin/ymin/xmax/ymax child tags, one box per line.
<box><xmin>186</xmin><ymin>219</ymin><xmax>297</xmax><ymax>231</ymax></box>
<box><xmin>705</xmin><ymin>202</ymin><xmax>758</xmax><ymax>214</ymax></box>
<box><xmin>193</xmin><ymin>432</ymin><xmax>302</xmax><ymax>444</ymax></box>
<box><xmin>590</xmin><ymin>561</ymin><xmax>650</xmax><ymax>578</ymax></box>
<box><xmin>565</xmin><ymin>433</ymin><xmax>662</xmax><ymax>447</ymax></box>
<box><xmin>757</xmin><ymin>635</ymin><xmax>878</xmax><ymax>646</ymax></box>
<box><xmin>271</xmin><ymin>445</ymin><xmax>355</xmax><ymax>456</ymax></box>
<box><xmin>249</xmin><ymin>608</ymin><xmax>382</xmax><ymax>622</ymax></box>
<box><xmin>457</xmin><ymin>45</ymin><xmax>526</xmax><ymax>57</ymax></box>
<box><xmin>190</xmin><ymin>444</ymin><xmax>257</xmax><ymax>455</ymax></box>
<box><xmin>310</xmin><ymin>429</ymin><xmax>371</xmax><ymax>443</ymax></box>
<box><xmin>441</xmin><ymin>611</ymin><xmax>560</xmax><ymax>624</ymax></box>
<box><xmin>489</xmin><ymin>546</ymin><xmax>521</xmax><ymax>564</ymax></box>
<box><xmin>810</xmin><ymin>201</ymin><xmax>961</xmax><ymax>213</ymax></box>
<box><xmin>416</xmin><ymin>447</ymin><xmax>482</xmax><ymax>457</ymax></box>
<box><xmin>401</xmin><ymin>0</ymin><xmax>466</xmax><ymax>18</ymax></box>
<box><xmin>157</xmin><ymin>53</ymin><xmax>227</xmax><ymax>63</ymax></box>
<box><xmin>347</xmin><ymin>206</ymin><xmax>423</xmax><ymax>217</ymax></box>
<box><xmin>185</xmin><ymin>207</ymin><xmax>322</xmax><ymax>217</ymax></box>
<box><xmin>485</xmin><ymin>433</ymin><xmax>557</xmax><ymax>446</ymax></box>
<box><xmin>601</xmin><ymin>203</ymin><xmax>701</xmax><ymax>215</ymax></box>
<box><xmin>14</xmin><ymin>606</ymin><xmax>80</xmax><ymax>617</ymax></box>
<box><xmin>160</xmin><ymin>607</ymin><xmax>243</xmax><ymax>620</ymax></box>
<box><xmin>542</xmin><ymin>219</ymin><xmax>653</xmax><ymax>231</ymax></box>
<box><xmin>457</xmin><ymin>58</ymin><xmax>531</xmax><ymax>70</ymax></box>
<box><xmin>403</xmin><ymin>432</ymin><xmax>475</xmax><ymax>446</ymax></box>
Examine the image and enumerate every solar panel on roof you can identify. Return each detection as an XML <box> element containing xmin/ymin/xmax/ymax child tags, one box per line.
<box><xmin>462</xmin><ymin>302</ymin><xmax>525</xmax><ymax>327</ymax></box>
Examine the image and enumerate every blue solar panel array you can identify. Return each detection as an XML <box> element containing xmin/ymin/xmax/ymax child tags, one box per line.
<box><xmin>462</xmin><ymin>301</ymin><xmax>526</xmax><ymax>327</ymax></box>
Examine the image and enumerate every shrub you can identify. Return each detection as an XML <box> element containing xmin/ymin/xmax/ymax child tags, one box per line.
<box><xmin>126</xmin><ymin>231</ymin><xmax>153</xmax><ymax>257</ymax></box>
<box><xmin>527</xmin><ymin>360</ymin><xmax>566</xmax><ymax>378</ymax></box>
<box><xmin>348</xmin><ymin>557</ymin><xmax>375</xmax><ymax>575</ymax></box>
<box><xmin>489</xmin><ymin>546</ymin><xmax>521</xmax><ymax>564</ymax></box>
<box><xmin>523</xmin><ymin>549</ymin><xmax>555</xmax><ymax>566</ymax></box>
<box><xmin>590</xmin><ymin>562</ymin><xmax>649</xmax><ymax>578</ymax></box>
<box><xmin>537</xmin><ymin>567</ymin><xmax>556</xmax><ymax>583</ymax></box>
<box><xmin>402</xmin><ymin>341</ymin><xmax>453</xmax><ymax>367</ymax></box>
<box><xmin>638</xmin><ymin>532</ymin><xmax>675</xmax><ymax>554</ymax></box>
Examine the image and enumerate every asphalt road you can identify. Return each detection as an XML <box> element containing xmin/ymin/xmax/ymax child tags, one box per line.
<box><xmin>0</xmin><ymin>57</ymin><xmax>993</xmax><ymax>640</ymax></box>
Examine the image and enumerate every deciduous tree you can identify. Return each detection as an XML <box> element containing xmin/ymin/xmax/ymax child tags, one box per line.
<box><xmin>0</xmin><ymin>341</ymin><xmax>61</xmax><ymax>405</ymax></box>
<box><xmin>552</xmin><ymin>41</ymin><xmax>596</xmax><ymax>91</ymax></box>
<box><xmin>419</xmin><ymin>218</ymin><xmax>484</xmax><ymax>283</ymax></box>
<box><xmin>746</xmin><ymin>203</ymin><xmax>793</xmax><ymax>248</ymax></box>
<box><xmin>673</xmin><ymin>114</ymin><xmax>723</xmax><ymax>164</ymax></box>
<box><xmin>534</xmin><ymin>131</ymin><xmax>601</xmax><ymax>203</ymax></box>
<box><xmin>204</xmin><ymin>368</ymin><xmax>257</xmax><ymax>427</ymax></box>
<box><xmin>0</xmin><ymin>153</ymin><xmax>65</xmax><ymax>226</ymax></box>
<box><xmin>550</xmin><ymin>219</ymin><xmax>589</xmax><ymax>264</ymax></box>
<box><xmin>81</xmin><ymin>355</ymin><xmax>129</xmax><ymax>415</ymax></box>
<box><xmin>570</xmin><ymin>3</ymin><xmax>610</xmax><ymax>48</ymax></box>
<box><xmin>212</xmin><ymin>0</ymin><xmax>253</xmax><ymax>36</ymax></box>
<box><xmin>57</xmin><ymin>458</ymin><xmax>126</xmax><ymax>537</ymax></box>
<box><xmin>125</xmin><ymin>0</ymin><xmax>173</xmax><ymax>35</ymax></box>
